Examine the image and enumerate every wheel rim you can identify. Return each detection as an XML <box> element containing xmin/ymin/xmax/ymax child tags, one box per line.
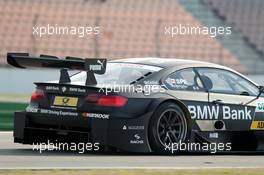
<box><xmin>157</xmin><ymin>108</ymin><xmax>187</xmax><ymax>147</ymax></box>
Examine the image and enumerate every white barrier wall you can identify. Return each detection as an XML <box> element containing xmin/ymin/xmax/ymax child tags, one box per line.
<box><xmin>0</xmin><ymin>68</ymin><xmax>263</xmax><ymax>94</ymax></box>
<box><xmin>0</xmin><ymin>68</ymin><xmax>59</xmax><ymax>94</ymax></box>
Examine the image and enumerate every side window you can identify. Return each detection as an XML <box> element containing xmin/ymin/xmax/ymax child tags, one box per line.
<box><xmin>164</xmin><ymin>68</ymin><xmax>205</xmax><ymax>91</ymax></box>
<box><xmin>197</xmin><ymin>68</ymin><xmax>259</xmax><ymax>96</ymax></box>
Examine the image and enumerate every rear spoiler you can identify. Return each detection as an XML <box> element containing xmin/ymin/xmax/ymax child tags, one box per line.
<box><xmin>7</xmin><ymin>53</ymin><xmax>107</xmax><ymax>85</ymax></box>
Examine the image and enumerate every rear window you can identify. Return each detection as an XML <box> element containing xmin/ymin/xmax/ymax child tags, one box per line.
<box><xmin>70</xmin><ymin>62</ymin><xmax>162</xmax><ymax>85</ymax></box>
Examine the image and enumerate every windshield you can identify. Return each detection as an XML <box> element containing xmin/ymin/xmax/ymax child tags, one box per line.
<box><xmin>70</xmin><ymin>62</ymin><xmax>162</xmax><ymax>85</ymax></box>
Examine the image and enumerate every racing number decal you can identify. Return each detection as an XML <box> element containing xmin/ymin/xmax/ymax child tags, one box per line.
<box><xmin>53</xmin><ymin>96</ymin><xmax>78</xmax><ymax>107</ymax></box>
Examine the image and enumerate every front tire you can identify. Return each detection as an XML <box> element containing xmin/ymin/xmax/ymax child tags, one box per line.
<box><xmin>148</xmin><ymin>102</ymin><xmax>191</xmax><ymax>154</ymax></box>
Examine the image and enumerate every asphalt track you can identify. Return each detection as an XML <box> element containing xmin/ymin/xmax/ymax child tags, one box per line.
<box><xmin>1</xmin><ymin>132</ymin><xmax>264</xmax><ymax>169</ymax></box>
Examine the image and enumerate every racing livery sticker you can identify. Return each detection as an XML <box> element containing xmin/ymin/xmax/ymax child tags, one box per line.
<box><xmin>250</xmin><ymin>121</ymin><xmax>264</xmax><ymax>130</ymax></box>
<box><xmin>256</xmin><ymin>100</ymin><xmax>264</xmax><ymax>112</ymax></box>
<box><xmin>166</xmin><ymin>78</ymin><xmax>189</xmax><ymax>89</ymax></box>
<box><xmin>46</xmin><ymin>86</ymin><xmax>60</xmax><ymax>91</ymax></box>
<box><xmin>188</xmin><ymin>105</ymin><xmax>252</xmax><ymax>120</ymax></box>
<box><xmin>130</xmin><ymin>134</ymin><xmax>144</xmax><ymax>144</ymax></box>
<box><xmin>39</xmin><ymin>109</ymin><xmax>78</xmax><ymax>116</ymax></box>
<box><xmin>82</xmin><ymin>112</ymin><xmax>110</xmax><ymax>119</ymax></box>
<box><xmin>122</xmin><ymin>125</ymin><xmax>145</xmax><ymax>130</ymax></box>
<box><xmin>53</xmin><ymin>96</ymin><xmax>78</xmax><ymax>107</ymax></box>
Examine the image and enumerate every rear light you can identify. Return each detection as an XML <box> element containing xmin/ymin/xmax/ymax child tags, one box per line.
<box><xmin>31</xmin><ymin>89</ymin><xmax>44</xmax><ymax>101</ymax></box>
<box><xmin>97</xmin><ymin>95</ymin><xmax>128</xmax><ymax>107</ymax></box>
<box><xmin>85</xmin><ymin>94</ymin><xmax>128</xmax><ymax>107</ymax></box>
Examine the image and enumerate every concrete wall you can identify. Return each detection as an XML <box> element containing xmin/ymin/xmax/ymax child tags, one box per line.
<box><xmin>0</xmin><ymin>68</ymin><xmax>59</xmax><ymax>95</ymax></box>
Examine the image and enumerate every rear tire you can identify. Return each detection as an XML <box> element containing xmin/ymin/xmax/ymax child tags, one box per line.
<box><xmin>148</xmin><ymin>102</ymin><xmax>191</xmax><ymax>154</ymax></box>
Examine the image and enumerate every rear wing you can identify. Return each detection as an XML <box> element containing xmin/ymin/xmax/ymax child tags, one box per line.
<box><xmin>7</xmin><ymin>53</ymin><xmax>107</xmax><ymax>85</ymax></box>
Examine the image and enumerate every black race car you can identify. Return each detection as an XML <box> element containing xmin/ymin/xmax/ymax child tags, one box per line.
<box><xmin>7</xmin><ymin>53</ymin><xmax>264</xmax><ymax>153</ymax></box>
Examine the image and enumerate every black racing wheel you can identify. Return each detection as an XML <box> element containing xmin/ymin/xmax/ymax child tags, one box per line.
<box><xmin>148</xmin><ymin>102</ymin><xmax>191</xmax><ymax>154</ymax></box>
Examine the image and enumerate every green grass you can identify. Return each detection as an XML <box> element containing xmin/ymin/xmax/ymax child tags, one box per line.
<box><xmin>0</xmin><ymin>102</ymin><xmax>27</xmax><ymax>130</ymax></box>
<box><xmin>0</xmin><ymin>169</ymin><xmax>264</xmax><ymax>175</ymax></box>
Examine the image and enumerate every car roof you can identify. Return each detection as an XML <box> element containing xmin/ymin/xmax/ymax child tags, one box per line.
<box><xmin>111</xmin><ymin>57</ymin><xmax>258</xmax><ymax>86</ymax></box>
<box><xmin>111</xmin><ymin>57</ymin><xmax>228</xmax><ymax>69</ymax></box>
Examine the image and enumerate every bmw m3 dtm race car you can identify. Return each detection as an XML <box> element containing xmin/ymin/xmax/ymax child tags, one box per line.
<box><xmin>7</xmin><ymin>53</ymin><xmax>264</xmax><ymax>153</ymax></box>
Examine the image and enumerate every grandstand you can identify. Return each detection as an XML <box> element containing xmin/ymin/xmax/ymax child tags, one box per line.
<box><xmin>203</xmin><ymin>0</ymin><xmax>264</xmax><ymax>55</ymax></box>
<box><xmin>0</xmin><ymin>0</ymin><xmax>263</xmax><ymax>73</ymax></box>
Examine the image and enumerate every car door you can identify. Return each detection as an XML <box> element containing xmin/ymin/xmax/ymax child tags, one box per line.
<box><xmin>196</xmin><ymin>67</ymin><xmax>261</xmax><ymax>131</ymax></box>
<box><xmin>163</xmin><ymin>68</ymin><xmax>209</xmax><ymax>131</ymax></box>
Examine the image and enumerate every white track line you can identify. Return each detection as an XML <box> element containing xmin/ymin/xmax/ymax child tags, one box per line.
<box><xmin>0</xmin><ymin>166</ymin><xmax>262</xmax><ymax>170</ymax></box>
<box><xmin>0</xmin><ymin>131</ymin><xmax>13</xmax><ymax>134</ymax></box>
